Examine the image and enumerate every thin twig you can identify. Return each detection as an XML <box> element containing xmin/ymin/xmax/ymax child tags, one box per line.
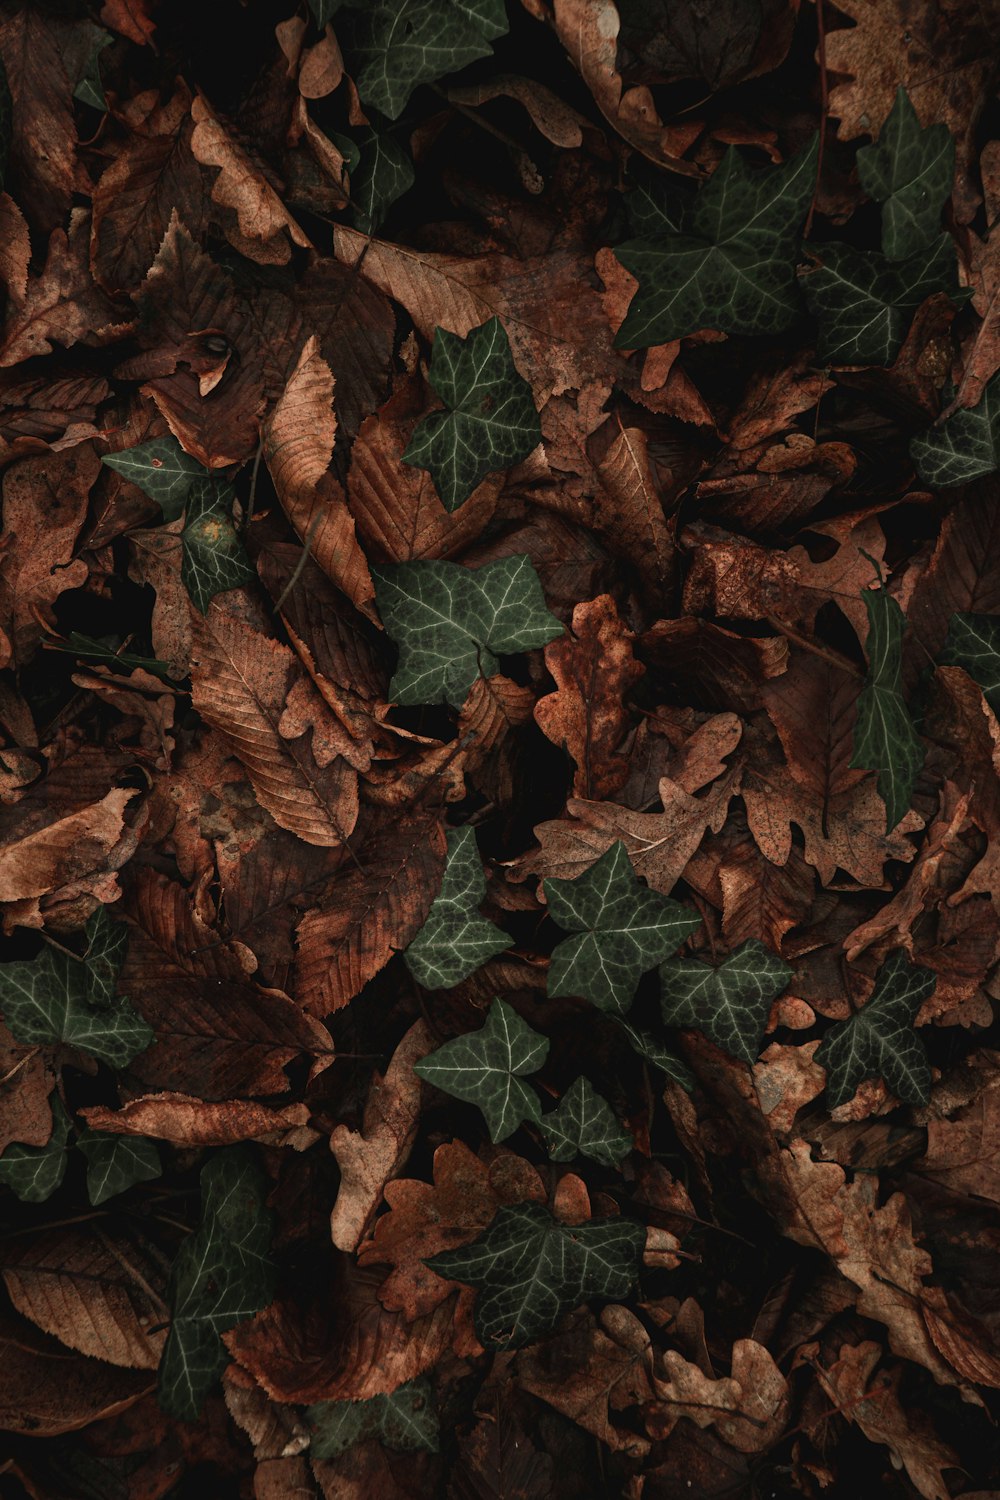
<box><xmin>272</xmin><ymin>511</ymin><xmax>324</xmax><ymax>614</ymax></box>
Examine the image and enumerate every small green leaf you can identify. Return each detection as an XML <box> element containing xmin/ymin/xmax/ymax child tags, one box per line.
<box><xmin>351</xmin><ymin>126</ymin><xmax>415</xmax><ymax>233</ymax></box>
<box><xmin>0</xmin><ymin>946</ymin><xmax>153</xmax><ymax>1069</ymax></box>
<box><xmin>539</xmin><ymin>1076</ymin><xmax>631</xmax><ymax>1166</ymax></box>
<box><xmin>71</xmin><ymin>23</ymin><xmax>113</xmax><ymax>112</ymax></box>
<box><xmin>0</xmin><ymin>1096</ymin><xmax>71</xmax><ymax>1203</ymax></box>
<box><xmin>857</xmin><ymin>88</ymin><xmax>955</xmax><ymax>261</ymax></box>
<box><xmin>307</xmin><ymin>1378</ymin><xmax>439</xmax><ymax>1459</ymax></box>
<box><xmin>614</xmin><ymin>138</ymin><xmax>818</xmax><ymax>346</ymax></box>
<box><xmin>181</xmin><ymin>476</ymin><xmax>256</xmax><ymax>615</ymax></box>
<box><xmin>84</xmin><ymin>904</ymin><xmax>128</xmax><ymax>1009</ymax></box>
<box><xmin>544</xmin><ymin>841</ymin><xmax>701</xmax><ymax>1015</ymax></box>
<box><xmin>405</xmin><ymin>827</ymin><xmax>510</xmax><ymax>989</ymax></box>
<box><xmin>403</xmin><ymin>317</ymin><xmax>541</xmax><ymax>511</ymax></box>
<box><xmin>426</xmin><ymin>1202</ymin><xmax>644</xmax><ymax>1347</ymax></box>
<box><xmin>414</xmin><ymin>996</ymin><xmax>548</xmax><ymax>1143</ymax></box>
<box><xmin>77</xmin><ymin>1131</ymin><xmax>162</xmax><ymax>1207</ymax></box>
<box><xmin>910</xmin><ymin>374</ymin><xmax>1000</xmax><ymax>486</ymax></box>
<box><xmin>373</xmin><ymin>555</ymin><xmax>562</xmax><ymax>707</ymax></box>
<box><xmin>616</xmin><ymin>1019</ymin><xmax>695</xmax><ymax>1091</ymax></box>
<box><xmin>850</xmin><ymin>587</ymin><xmax>924</xmax><ymax>832</ymax></box>
<box><xmin>801</xmin><ymin>236</ymin><xmax>961</xmax><ymax>366</ymax></box>
<box><xmin>816</xmin><ymin>950</ymin><xmax>934</xmax><ymax>1107</ymax></box>
<box><xmin>659</xmin><ymin>940</ymin><xmax>793</xmax><ymax>1064</ymax></box>
<box><xmin>46</xmin><ymin>631</ymin><xmax>173</xmax><ymax>680</ymax></box>
<box><xmin>158</xmin><ymin>1148</ymin><xmax>274</xmax><ymax>1420</ymax></box>
<box><xmin>939</xmin><ymin>613</ymin><xmax>1000</xmax><ymax>709</ymax></box>
<box><xmin>102</xmin><ymin>437</ymin><xmax>206</xmax><ymax>520</ymax></box>
<box><xmin>342</xmin><ymin>0</ymin><xmax>509</xmax><ymax>120</ymax></box>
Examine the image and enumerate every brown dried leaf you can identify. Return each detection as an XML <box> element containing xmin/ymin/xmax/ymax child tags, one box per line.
<box><xmin>0</xmin><ymin>1307</ymin><xmax>150</xmax><ymax>1436</ymax></box>
<box><xmin>645</xmin><ymin>1337</ymin><xmax>788</xmax><ymax>1452</ymax></box>
<box><xmin>81</xmin><ymin>1093</ymin><xmax>313</xmax><ymax>1147</ymax></box>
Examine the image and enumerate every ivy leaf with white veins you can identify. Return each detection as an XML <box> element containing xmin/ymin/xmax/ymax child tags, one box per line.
<box><xmin>659</xmin><ymin>940</ymin><xmax>793</xmax><ymax>1064</ymax></box>
<box><xmin>544</xmin><ymin>840</ymin><xmax>701</xmax><ymax>1015</ymax></box>
<box><xmin>351</xmin><ymin>126</ymin><xmax>415</xmax><ymax>234</ymax></box>
<box><xmin>373</xmin><ymin>555</ymin><xmax>562</xmax><ymax>707</ymax></box>
<box><xmin>910</xmin><ymin>373</ymin><xmax>1000</xmax><ymax>486</ymax></box>
<box><xmin>857</xmin><ymin>87</ymin><xmax>955</xmax><ymax>261</ymax></box>
<box><xmin>307</xmin><ymin>1378</ymin><xmax>439</xmax><ymax>1459</ymax></box>
<box><xmin>413</xmin><ymin>996</ymin><xmax>548</xmax><ymax>1143</ymax></box>
<box><xmin>405</xmin><ymin>826</ymin><xmax>511</xmax><ymax>989</ymax></box>
<box><xmin>539</xmin><ymin>1076</ymin><xmax>632</xmax><ymax>1166</ymax></box>
<box><xmin>939</xmin><ymin>613</ymin><xmax>1000</xmax><ymax>710</ymax></box>
<box><xmin>801</xmin><ymin>236</ymin><xmax>963</xmax><ymax>366</ymax></box>
<box><xmin>77</xmin><ymin>1131</ymin><xmax>162</xmax><ymax>1207</ymax></box>
<box><xmin>158</xmin><ymin>1147</ymin><xmax>274</xmax><ymax>1420</ymax></box>
<box><xmin>616</xmin><ymin>1019</ymin><xmax>696</xmax><ymax>1091</ymax></box>
<box><xmin>426</xmin><ymin>1202</ymin><xmax>645</xmax><ymax>1347</ymax></box>
<box><xmin>0</xmin><ymin>946</ymin><xmax>153</xmax><ymax>1069</ymax></box>
<box><xmin>0</xmin><ymin>1096</ymin><xmax>71</xmax><ymax>1203</ymax></box>
<box><xmin>341</xmin><ymin>0</ymin><xmax>508</xmax><ymax>121</ymax></box>
<box><xmin>403</xmin><ymin>317</ymin><xmax>541</xmax><ymax>511</ymax></box>
<box><xmin>613</xmin><ymin>138</ymin><xmax>818</xmax><ymax>346</ymax></box>
<box><xmin>102</xmin><ymin>436</ymin><xmax>206</xmax><ymax>520</ymax></box>
<box><xmin>816</xmin><ymin>950</ymin><xmax>934</xmax><ymax>1108</ymax></box>
<box><xmin>181</xmin><ymin>475</ymin><xmax>256</xmax><ymax>615</ymax></box>
<box><xmin>850</xmin><ymin>587</ymin><xmax>924</xmax><ymax>832</ymax></box>
<box><xmin>83</xmin><ymin>904</ymin><xmax>128</xmax><ymax>1009</ymax></box>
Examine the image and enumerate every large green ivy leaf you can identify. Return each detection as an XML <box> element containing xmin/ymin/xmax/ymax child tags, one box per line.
<box><xmin>158</xmin><ymin>1148</ymin><xmax>274</xmax><ymax>1420</ymax></box>
<box><xmin>405</xmin><ymin>827</ymin><xmax>510</xmax><ymax>989</ymax></box>
<box><xmin>307</xmin><ymin>1378</ymin><xmax>439</xmax><ymax>1459</ymax></box>
<box><xmin>816</xmin><ymin>950</ymin><xmax>934</xmax><ymax>1108</ymax></box>
<box><xmin>544</xmin><ymin>840</ymin><xmax>701</xmax><ymax>1015</ymax></box>
<box><xmin>939</xmin><ymin>613</ymin><xmax>1000</xmax><ymax>710</ymax></box>
<box><xmin>0</xmin><ymin>1096</ymin><xmax>71</xmax><ymax>1203</ymax></box>
<box><xmin>181</xmin><ymin>476</ymin><xmax>256</xmax><ymax>615</ymax></box>
<box><xmin>413</xmin><ymin>996</ymin><xmax>548</xmax><ymax>1142</ymax></box>
<box><xmin>850</xmin><ymin>587</ymin><xmax>924</xmax><ymax>832</ymax></box>
<box><xmin>857</xmin><ymin>88</ymin><xmax>954</xmax><ymax>261</ymax></box>
<box><xmin>801</xmin><ymin>236</ymin><xmax>960</xmax><ymax>366</ymax></box>
<box><xmin>77</xmin><ymin>1130</ymin><xmax>162</xmax><ymax>1207</ymax></box>
<box><xmin>426</xmin><ymin>1202</ymin><xmax>645</xmax><ymax>1347</ymax></box>
<box><xmin>83</xmin><ymin>904</ymin><xmax>128</xmax><ymax>1009</ymax></box>
<box><xmin>351</xmin><ymin>126</ymin><xmax>415</xmax><ymax>233</ymax></box>
<box><xmin>102</xmin><ymin>436</ymin><xmax>205</xmax><ymax>520</ymax></box>
<box><xmin>373</xmin><ymin>555</ymin><xmax>562</xmax><ymax>707</ymax></box>
<box><xmin>342</xmin><ymin>0</ymin><xmax>508</xmax><ymax>120</ymax></box>
<box><xmin>659</xmin><ymin>940</ymin><xmax>793</xmax><ymax>1064</ymax></box>
<box><xmin>0</xmin><ymin>946</ymin><xmax>153</xmax><ymax>1069</ymax></box>
<box><xmin>910</xmin><ymin>374</ymin><xmax>1000</xmax><ymax>486</ymax></box>
<box><xmin>539</xmin><ymin>1076</ymin><xmax>632</xmax><ymax>1166</ymax></box>
<box><xmin>613</xmin><ymin>138</ymin><xmax>818</xmax><ymax>346</ymax></box>
<box><xmin>403</xmin><ymin>317</ymin><xmax>541</xmax><ymax>511</ymax></box>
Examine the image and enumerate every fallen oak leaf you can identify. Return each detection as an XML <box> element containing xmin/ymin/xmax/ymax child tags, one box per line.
<box><xmin>644</xmin><ymin>1337</ymin><xmax>789</xmax><ymax>1453</ymax></box>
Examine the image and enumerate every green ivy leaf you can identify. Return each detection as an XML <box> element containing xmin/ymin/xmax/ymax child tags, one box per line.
<box><xmin>181</xmin><ymin>475</ymin><xmax>256</xmax><ymax>615</ymax></box>
<box><xmin>0</xmin><ymin>1096</ymin><xmax>71</xmax><ymax>1203</ymax></box>
<box><xmin>616</xmin><ymin>1019</ymin><xmax>695</xmax><ymax>1091</ymax></box>
<box><xmin>857</xmin><ymin>88</ymin><xmax>955</xmax><ymax>261</ymax></box>
<box><xmin>351</xmin><ymin>126</ymin><xmax>415</xmax><ymax>233</ymax></box>
<box><xmin>46</xmin><ymin>632</ymin><xmax>173</xmax><ymax>680</ymax></box>
<box><xmin>373</xmin><ymin>555</ymin><xmax>562</xmax><ymax>707</ymax></box>
<box><xmin>83</xmin><ymin>904</ymin><xmax>128</xmax><ymax>1009</ymax></box>
<box><xmin>801</xmin><ymin>236</ymin><xmax>960</xmax><ymax>366</ymax></box>
<box><xmin>939</xmin><ymin>613</ymin><xmax>1000</xmax><ymax>710</ymax></box>
<box><xmin>71</xmin><ymin>23</ymin><xmax>113</xmax><ymax>112</ymax></box>
<box><xmin>158</xmin><ymin>1148</ymin><xmax>274</xmax><ymax>1420</ymax></box>
<box><xmin>539</xmin><ymin>1076</ymin><xmax>631</xmax><ymax>1166</ymax></box>
<box><xmin>307</xmin><ymin>1378</ymin><xmax>439</xmax><ymax>1459</ymax></box>
<box><xmin>405</xmin><ymin>827</ymin><xmax>510</xmax><ymax>989</ymax></box>
<box><xmin>102</xmin><ymin>437</ymin><xmax>206</xmax><ymax>520</ymax></box>
<box><xmin>342</xmin><ymin>0</ymin><xmax>508</xmax><ymax>120</ymax></box>
<box><xmin>910</xmin><ymin>374</ymin><xmax>1000</xmax><ymax>486</ymax></box>
<box><xmin>0</xmin><ymin>946</ymin><xmax>153</xmax><ymax>1069</ymax></box>
<box><xmin>850</xmin><ymin>587</ymin><xmax>924</xmax><ymax>832</ymax></box>
<box><xmin>659</xmin><ymin>940</ymin><xmax>793</xmax><ymax>1064</ymax></box>
<box><xmin>613</xmin><ymin>138</ymin><xmax>818</xmax><ymax>346</ymax></box>
<box><xmin>816</xmin><ymin>950</ymin><xmax>934</xmax><ymax>1107</ymax></box>
<box><xmin>426</xmin><ymin>1202</ymin><xmax>645</xmax><ymax>1347</ymax></box>
<box><xmin>544</xmin><ymin>840</ymin><xmax>701</xmax><ymax>1015</ymax></box>
<box><xmin>77</xmin><ymin>1131</ymin><xmax>162</xmax><ymax>1207</ymax></box>
<box><xmin>413</xmin><ymin>996</ymin><xmax>548</xmax><ymax>1142</ymax></box>
<box><xmin>403</xmin><ymin>317</ymin><xmax>541</xmax><ymax>510</ymax></box>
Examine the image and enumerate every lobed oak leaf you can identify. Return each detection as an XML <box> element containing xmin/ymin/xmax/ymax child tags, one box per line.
<box><xmin>645</xmin><ymin>1337</ymin><xmax>788</xmax><ymax>1453</ymax></box>
<box><xmin>0</xmin><ymin>212</ymin><xmax>130</xmax><ymax>369</ymax></box>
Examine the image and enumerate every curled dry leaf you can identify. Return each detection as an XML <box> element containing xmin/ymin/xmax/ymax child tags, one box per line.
<box><xmin>81</xmin><ymin>1093</ymin><xmax>314</xmax><ymax>1148</ymax></box>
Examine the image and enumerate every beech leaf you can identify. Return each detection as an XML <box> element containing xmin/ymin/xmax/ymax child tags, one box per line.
<box><xmin>101</xmin><ymin>436</ymin><xmax>205</xmax><ymax>520</ymax></box>
<box><xmin>413</xmin><ymin>996</ymin><xmax>548</xmax><ymax>1142</ymax></box>
<box><xmin>0</xmin><ymin>1095</ymin><xmax>71</xmax><ymax>1203</ymax></box>
<box><xmin>306</xmin><ymin>1377</ymin><xmax>439</xmax><ymax>1459</ymax></box>
<box><xmin>77</xmin><ymin>1130</ymin><xmax>162</xmax><ymax>1206</ymax></box>
<box><xmin>539</xmin><ymin>1076</ymin><xmax>632</xmax><ymax>1166</ymax></box>
<box><xmin>816</xmin><ymin>950</ymin><xmax>935</xmax><ymax>1107</ymax></box>
<box><xmin>426</xmin><ymin>1202</ymin><xmax>645</xmax><ymax>1347</ymax></box>
<box><xmin>342</xmin><ymin>0</ymin><xmax>508</xmax><ymax>120</ymax></box>
<box><xmin>850</xmin><ymin>587</ymin><xmax>924</xmax><ymax>832</ymax></box>
<box><xmin>403</xmin><ymin>317</ymin><xmax>541</xmax><ymax>510</ymax></box>
<box><xmin>856</xmin><ymin>87</ymin><xmax>955</xmax><ymax>260</ymax></box>
<box><xmin>373</xmin><ymin>555</ymin><xmax>562</xmax><ymax>707</ymax></box>
<box><xmin>404</xmin><ymin>826</ymin><xmax>511</xmax><ymax>989</ymax></box>
<box><xmin>659</xmin><ymin>940</ymin><xmax>793</xmax><ymax>1064</ymax></box>
<box><xmin>544</xmin><ymin>840</ymin><xmax>701</xmax><ymax>1014</ymax></box>
<box><xmin>0</xmin><ymin>946</ymin><xmax>153</xmax><ymax>1070</ymax></box>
